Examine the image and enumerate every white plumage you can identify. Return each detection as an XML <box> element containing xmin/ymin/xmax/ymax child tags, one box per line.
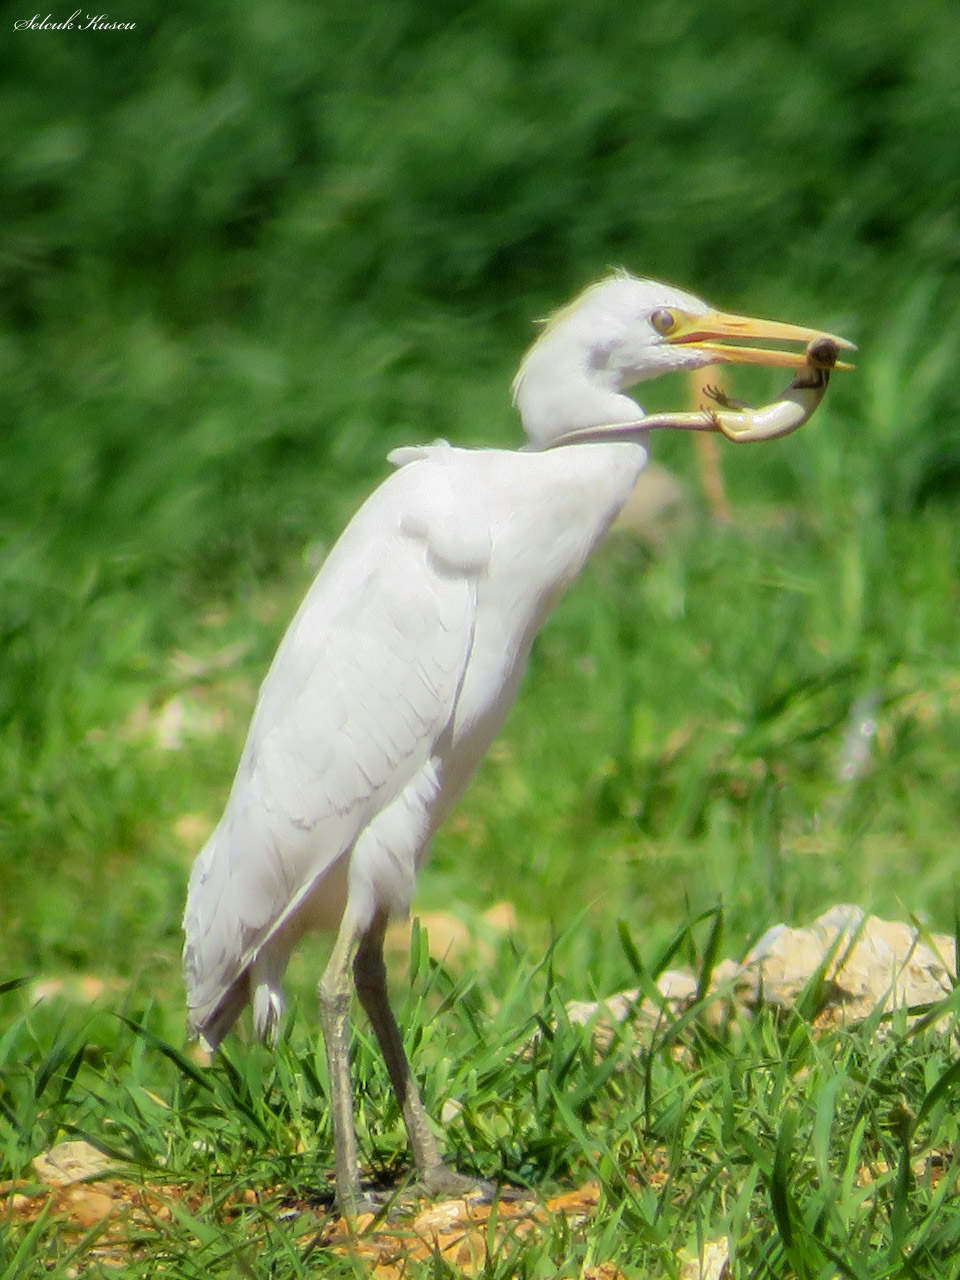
<box><xmin>183</xmin><ymin>439</ymin><xmax>642</xmax><ymax>1044</ymax></box>
<box><xmin>183</xmin><ymin>273</ymin><xmax>850</xmax><ymax>1211</ymax></box>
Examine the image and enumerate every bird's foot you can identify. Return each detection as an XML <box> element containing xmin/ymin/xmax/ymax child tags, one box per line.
<box><xmin>332</xmin><ymin>1166</ymin><xmax>530</xmax><ymax>1222</ymax></box>
<box><xmin>417</xmin><ymin>1162</ymin><xmax>530</xmax><ymax>1205</ymax></box>
<box><xmin>330</xmin><ymin>1178</ymin><xmax>411</xmax><ymax>1223</ymax></box>
<box><xmin>419</xmin><ymin>1162</ymin><xmax>488</xmax><ymax>1200</ymax></box>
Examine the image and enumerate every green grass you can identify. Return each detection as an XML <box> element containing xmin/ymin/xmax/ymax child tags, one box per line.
<box><xmin>6</xmin><ymin>920</ymin><xmax>960</xmax><ymax>1277</ymax></box>
<box><xmin>6</xmin><ymin>289</ymin><xmax>960</xmax><ymax>1273</ymax></box>
<box><xmin>6</xmin><ymin>1</ymin><xmax>960</xmax><ymax>1271</ymax></box>
<box><xmin>6</xmin><ymin>299</ymin><xmax>960</xmax><ymax>1272</ymax></box>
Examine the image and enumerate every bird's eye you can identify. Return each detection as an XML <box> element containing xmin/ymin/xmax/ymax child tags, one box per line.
<box><xmin>650</xmin><ymin>308</ymin><xmax>679</xmax><ymax>336</ymax></box>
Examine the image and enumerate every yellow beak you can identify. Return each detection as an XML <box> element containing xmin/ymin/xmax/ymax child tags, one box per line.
<box><xmin>665</xmin><ymin>307</ymin><xmax>856</xmax><ymax>370</ymax></box>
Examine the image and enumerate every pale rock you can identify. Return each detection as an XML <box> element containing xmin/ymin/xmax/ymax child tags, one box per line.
<box><xmin>32</xmin><ymin>1140</ymin><xmax>116</xmax><ymax>1186</ymax></box>
<box><xmin>737</xmin><ymin>904</ymin><xmax>955</xmax><ymax>1023</ymax></box>
<box><xmin>565</xmin><ymin>906</ymin><xmax>957</xmax><ymax>1044</ymax></box>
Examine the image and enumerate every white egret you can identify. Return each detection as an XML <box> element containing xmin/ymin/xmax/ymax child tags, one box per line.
<box><xmin>183</xmin><ymin>272</ymin><xmax>853</xmax><ymax>1212</ymax></box>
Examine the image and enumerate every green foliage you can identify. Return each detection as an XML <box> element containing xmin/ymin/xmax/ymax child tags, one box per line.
<box><xmin>6</xmin><ymin>924</ymin><xmax>960</xmax><ymax>1276</ymax></box>
<box><xmin>6</xmin><ymin>0</ymin><xmax>960</xmax><ymax>320</ymax></box>
<box><xmin>4</xmin><ymin>0</ymin><xmax>960</xmax><ymax>1273</ymax></box>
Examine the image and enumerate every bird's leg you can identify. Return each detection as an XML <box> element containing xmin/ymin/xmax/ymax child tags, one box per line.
<box><xmin>353</xmin><ymin>912</ymin><xmax>479</xmax><ymax>1198</ymax></box>
<box><xmin>318</xmin><ymin>912</ymin><xmax>364</xmax><ymax>1215</ymax></box>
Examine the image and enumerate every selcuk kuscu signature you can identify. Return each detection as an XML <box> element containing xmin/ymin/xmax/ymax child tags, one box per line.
<box><xmin>15</xmin><ymin>11</ymin><xmax>136</xmax><ymax>28</ymax></box>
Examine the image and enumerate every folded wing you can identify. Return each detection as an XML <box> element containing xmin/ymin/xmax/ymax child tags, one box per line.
<box><xmin>183</xmin><ymin>458</ymin><xmax>490</xmax><ymax>1041</ymax></box>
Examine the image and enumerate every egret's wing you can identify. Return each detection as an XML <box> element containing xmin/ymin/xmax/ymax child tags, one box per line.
<box><xmin>183</xmin><ymin>457</ymin><xmax>490</xmax><ymax>1036</ymax></box>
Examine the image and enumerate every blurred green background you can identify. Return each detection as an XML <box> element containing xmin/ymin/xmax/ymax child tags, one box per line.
<box><xmin>3</xmin><ymin>0</ymin><xmax>960</xmax><ymax>1008</ymax></box>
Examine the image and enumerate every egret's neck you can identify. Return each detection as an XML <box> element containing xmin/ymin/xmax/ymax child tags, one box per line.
<box><xmin>513</xmin><ymin>337</ymin><xmax>644</xmax><ymax>448</ymax></box>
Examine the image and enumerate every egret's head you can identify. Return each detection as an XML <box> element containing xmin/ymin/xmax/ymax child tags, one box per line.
<box><xmin>513</xmin><ymin>271</ymin><xmax>854</xmax><ymax>447</ymax></box>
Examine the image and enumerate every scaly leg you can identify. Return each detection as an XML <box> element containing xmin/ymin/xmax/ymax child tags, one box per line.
<box><xmin>318</xmin><ymin>912</ymin><xmax>364</xmax><ymax>1214</ymax></box>
<box><xmin>353</xmin><ymin>911</ymin><xmax>479</xmax><ymax>1196</ymax></box>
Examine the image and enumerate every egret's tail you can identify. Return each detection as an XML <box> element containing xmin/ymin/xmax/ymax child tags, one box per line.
<box><xmin>182</xmin><ymin>823</ymin><xmax>252</xmax><ymax>1049</ymax></box>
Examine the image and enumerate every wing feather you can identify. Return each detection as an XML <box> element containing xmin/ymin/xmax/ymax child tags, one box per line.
<box><xmin>183</xmin><ymin>457</ymin><xmax>489</xmax><ymax>1037</ymax></box>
